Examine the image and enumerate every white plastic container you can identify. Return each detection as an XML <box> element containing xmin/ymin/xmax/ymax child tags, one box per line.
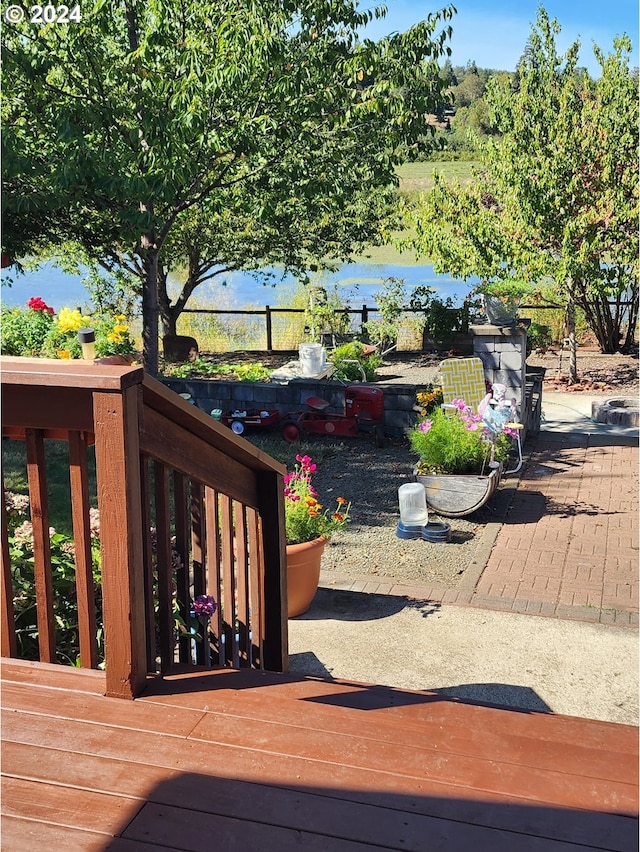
<box><xmin>299</xmin><ymin>343</ymin><xmax>324</xmax><ymax>376</ymax></box>
<box><xmin>398</xmin><ymin>483</ymin><xmax>428</xmax><ymax>525</ymax></box>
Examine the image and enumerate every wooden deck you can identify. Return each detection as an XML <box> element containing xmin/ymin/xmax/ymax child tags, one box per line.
<box><xmin>2</xmin><ymin>659</ymin><xmax>638</xmax><ymax>851</ymax></box>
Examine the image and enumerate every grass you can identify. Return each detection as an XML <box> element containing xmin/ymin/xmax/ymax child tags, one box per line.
<box><xmin>396</xmin><ymin>160</ymin><xmax>478</xmax><ymax>193</ymax></box>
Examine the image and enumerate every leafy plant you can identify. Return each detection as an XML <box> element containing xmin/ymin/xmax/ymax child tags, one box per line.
<box><xmin>1</xmin><ymin>298</ymin><xmax>55</xmax><ymax>355</ymax></box>
<box><xmin>329</xmin><ymin>341</ymin><xmax>382</xmax><ymax>382</ymax></box>
<box><xmin>284</xmin><ymin>454</ymin><xmax>350</xmax><ymax>545</ymax></box>
<box><xmin>305</xmin><ymin>286</ymin><xmax>352</xmax><ymax>342</ymax></box>
<box><xmin>363</xmin><ymin>277</ymin><xmax>406</xmax><ymax>353</ymax></box>
<box><xmin>526</xmin><ymin>322</ymin><xmax>553</xmax><ymax>352</ymax></box>
<box><xmin>162</xmin><ymin>359</ymin><xmax>272</xmax><ymax>382</ymax></box>
<box><xmin>409</xmin><ymin>398</ymin><xmax>513</xmax><ymax>475</ymax></box>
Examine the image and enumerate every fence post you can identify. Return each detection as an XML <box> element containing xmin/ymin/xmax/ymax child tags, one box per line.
<box><xmin>256</xmin><ymin>470</ymin><xmax>287</xmax><ymax>672</ymax></box>
<box><xmin>361</xmin><ymin>304</ymin><xmax>369</xmax><ymax>333</ymax></box>
<box><xmin>265</xmin><ymin>306</ymin><xmax>273</xmax><ymax>352</ymax></box>
<box><xmin>93</xmin><ymin>383</ymin><xmax>148</xmax><ymax>698</ymax></box>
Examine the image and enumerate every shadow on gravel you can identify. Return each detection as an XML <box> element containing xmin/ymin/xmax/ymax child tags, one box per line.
<box><xmin>291</xmin><ymin>587</ymin><xmax>441</xmax><ymax>622</ymax></box>
<box><xmin>427</xmin><ymin>683</ymin><xmax>553</xmax><ymax>714</ymax></box>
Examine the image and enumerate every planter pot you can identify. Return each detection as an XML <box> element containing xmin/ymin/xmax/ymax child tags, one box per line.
<box><xmin>483</xmin><ymin>295</ymin><xmax>519</xmax><ymax>326</ymax></box>
<box><xmin>286</xmin><ymin>536</ymin><xmax>327</xmax><ymax>618</ymax></box>
<box><xmin>414</xmin><ymin>466</ymin><xmax>502</xmax><ymax>518</ymax></box>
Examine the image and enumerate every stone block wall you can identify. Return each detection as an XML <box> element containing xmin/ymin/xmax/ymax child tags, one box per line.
<box><xmin>471</xmin><ymin>324</ymin><xmax>527</xmax><ymax>411</ymax></box>
<box><xmin>162</xmin><ymin>377</ymin><xmax>425</xmax><ymax>439</ymax></box>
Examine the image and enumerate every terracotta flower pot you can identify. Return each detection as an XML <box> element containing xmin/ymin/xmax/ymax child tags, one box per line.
<box><xmin>286</xmin><ymin>536</ymin><xmax>326</xmax><ymax>618</ymax></box>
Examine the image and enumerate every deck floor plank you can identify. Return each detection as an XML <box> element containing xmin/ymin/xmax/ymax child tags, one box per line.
<box><xmin>1</xmin><ymin>662</ymin><xmax>637</xmax><ymax>852</ymax></box>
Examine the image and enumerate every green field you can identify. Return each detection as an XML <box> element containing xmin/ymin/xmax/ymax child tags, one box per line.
<box><xmin>397</xmin><ymin>160</ymin><xmax>478</xmax><ymax>194</ymax></box>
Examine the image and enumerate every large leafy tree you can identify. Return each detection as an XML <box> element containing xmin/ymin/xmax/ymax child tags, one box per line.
<box><xmin>408</xmin><ymin>9</ymin><xmax>638</xmax><ymax>379</ymax></box>
<box><xmin>2</xmin><ymin>0</ymin><xmax>455</xmax><ymax>373</ymax></box>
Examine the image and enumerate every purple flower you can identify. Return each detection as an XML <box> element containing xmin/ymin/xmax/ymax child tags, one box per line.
<box><xmin>418</xmin><ymin>419</ymin><xmax>433</xmax><ymax>433</ymax></box>
<box><xmin>194</xmin><ymin>594</ymin><xmax>217</xmax><ymax>619</ymax></box>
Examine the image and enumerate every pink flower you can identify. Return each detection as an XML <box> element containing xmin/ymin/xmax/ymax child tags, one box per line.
<box><xmin>418</xmin><ymin>419</ymin><xmax>433</xmax><ymax>433</ymax></box>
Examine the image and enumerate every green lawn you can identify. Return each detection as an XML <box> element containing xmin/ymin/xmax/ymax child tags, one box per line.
<box><xmin>397</xmin><ymin>160</ymin><xmax>478</xmax><ymax>194</ymax></box>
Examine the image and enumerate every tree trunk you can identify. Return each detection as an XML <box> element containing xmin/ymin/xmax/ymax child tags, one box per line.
<box><xmin>142</xmin><ymin>245</ymin><xmax>160</xmax><ymax>376</ymax></box>
<box><xmin>566</xmin><ymin>285</ymin><xmax>578</xmax><ymax>384</ymax></box>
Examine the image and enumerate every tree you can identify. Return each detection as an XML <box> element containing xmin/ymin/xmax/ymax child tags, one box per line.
<box><xmin>2</xmin><ymin>0</ymin><xmax>455</xmax><ymax>374</ymax></box>
<box><xmin>407</xmin><ymin>9</ymin><xmax>638</xmax><ymax>380</ymax></box>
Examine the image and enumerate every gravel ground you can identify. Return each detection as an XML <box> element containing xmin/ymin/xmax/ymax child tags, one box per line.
<box><xmin>224</xmin><ymin>346</ymin><xmax>636</xmax><ymax>588</ymax></box>
<box><xmin>308</xmin><ymin>347</ymin><xmax>638</xmax><ymax>588</ymax></box>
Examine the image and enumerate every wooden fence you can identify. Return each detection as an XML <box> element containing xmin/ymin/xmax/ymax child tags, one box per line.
<box><xmin>1</xmin><ymin>357</ymin><xmax>288</xmax><ymax>698</ymax></box>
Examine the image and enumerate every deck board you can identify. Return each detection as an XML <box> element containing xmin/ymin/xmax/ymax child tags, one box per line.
<box><xmin>1</xmin><ymin>660</ymin><xmax>638</xmax><ymax>851</ymax></box>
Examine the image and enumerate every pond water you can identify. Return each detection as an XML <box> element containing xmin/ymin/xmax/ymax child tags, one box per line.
<box><xmin>1</xmin><ymin>260</ymin><xmax>478</xmax><ymax>313</ymax></box>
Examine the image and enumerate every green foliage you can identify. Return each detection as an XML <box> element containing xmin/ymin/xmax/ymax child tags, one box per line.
<box><xmin>3</xmin><ymin>0</ymin><xmax>456</xmax><ymax>372</ymax></box>
<box><xmin>329</xmin><ymin>341</ymin><xmax>382</xmax><ymax>382</ymax></box>
<box><xmin>305</xmin><ymin>286</ymin><xmax>351</xmax><ymax>342</ymax></box>
<box><xmin>1</xmin><ymin>303</ymin><xmax>137</xmax><ymax>359</ymax></box>
<box><xmin>284</xmin><ymin>454</ymin><xmax>350</xmax><ymax>545</ymax></box>
<box><xmin>526</xmin><ymin>322</ymin><xmax>553</xmax><ymax>352</ymax></box>
<box><xmin>5</xmin><ymin>491</ymin><xmax>103</xmax><ymax>665</ymax></box>
<box><xmin>363</xmin><ymin>276</ymin><xmax>407</xmax><ymax>352</ymax></box>
<box><xmin>162</xmin><ymin>359</ymin><xmax>272</xmax><ymax>382</ymax></box>
<box><xmin>407</xmin><ymin>10</ymin><xmax>638</xmax><ymax>357</ymax></box>
<box><xmin>1</xmin><ymin>304</ymin><xmax>54</xmax><ymax>355</ymax></box>
<box><xmin>409</xmin><ymin>405</ymin><xmax>511</xmax><ymax>475</ymax></box>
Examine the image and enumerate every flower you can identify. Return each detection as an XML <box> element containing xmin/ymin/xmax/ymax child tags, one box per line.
<box><xmin>409</xmin><ymin>395</ymin><xmax>514</xmax><ymax>475</ymax></box>
<box><xmin>193</xmin><ymin>594</ymin><xmax>217</xmax><ymax>619</ymax></box>
<box><xmin>284</xmin><ymin>454</ymin><xmax>351</xmax><ymax>545</ymax></box>
<box><xmin>27</xmin><ymin>296</ymin><xmax>54</xmax><ymax>314</ymax></box>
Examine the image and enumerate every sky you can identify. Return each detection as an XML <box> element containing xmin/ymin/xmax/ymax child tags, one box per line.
<box><xmin>358</xmin><ymin>1</ymin><xmax>639</xmax><ymax>76</ymax></box>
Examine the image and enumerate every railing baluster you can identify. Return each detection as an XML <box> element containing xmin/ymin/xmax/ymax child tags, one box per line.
<box><xmin>190</xmin><ymin>482</ymin><xmax>206</xmax><ymax>665</ymax></box>
<box><xmin>68</xmin><ymin>431</ymin><xmax>97</xmax><ymax>669</ymax></box>
<box><xmin>247</xmin><ymin>507</ymin><xmax>264</xmax><ymax>669</ymax></box>
<box><xmin>234</xmin><ymin>502</ymin><xmax>250</xmax><ymax>666</ymax></box>
<box><xmin>204</xmin><ymin>486</ymin><xmax>223</xmax><ymax>664</ymax></box>
<box><xmin>219</xmin><ymin>494</ymin><xmax>235</xmax><ymax>667</ymax></box>
<box><xmin>173</xmin><ymin>471</ymin><xmax>191</xmax><ymax>665</ymax></box>
<box><xmin>1</xmin><ymin>482</ymin><xmax>17</xmax><ymax>658</ymax></box>
<box><xmin>154</xmin><ymin>460</ymin><xmax>173</xmax><ymax>673</ymax></box>
<box><xmin>25</xmin><ymin>428</ymin><xmax>56</xmax><ymax>663</ymax></box>
<box><xmin>139</xmin><ymin>456</ymin><xmax>156</xmax><ymax>672</ymax></box>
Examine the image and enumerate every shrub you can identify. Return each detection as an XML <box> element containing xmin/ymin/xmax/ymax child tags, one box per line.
<box><xmin>330</xmin><ymin>341</ymin><xmax>382</xmax><ymax>382</ymax></box>
<box><xmin>1</xmin><ymin>298</ymin><xmax>55</xmax><ymax>355</ymax></box>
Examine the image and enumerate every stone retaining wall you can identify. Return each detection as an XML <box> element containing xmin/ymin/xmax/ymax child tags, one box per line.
<box><xmin>162</xmin><ymin>377</ymin><xmax>425</xmax><ymax>438</ymax></box>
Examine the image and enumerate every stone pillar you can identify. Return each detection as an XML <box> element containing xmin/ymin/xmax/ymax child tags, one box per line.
<box><xmin>471</xmin><ymin>324</ymin><xmax>527</xmax><ymax>413</ymax></box>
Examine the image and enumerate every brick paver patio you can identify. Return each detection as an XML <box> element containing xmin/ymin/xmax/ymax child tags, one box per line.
<box><xmin>320</xmin><ymin>432</ymin><xmax>639</xmax><ymax>626</ymax></box>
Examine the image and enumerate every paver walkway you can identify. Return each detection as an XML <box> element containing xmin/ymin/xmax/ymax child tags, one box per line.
<box><xmin>321</xmin><ymin>432</ymin><xmax>639</xmax><ymax>626</ymax></box>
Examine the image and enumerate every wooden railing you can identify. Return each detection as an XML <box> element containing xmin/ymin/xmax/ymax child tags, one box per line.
<box><xmin>0</xmin><ymin>357</ymin><xmax>288</xmax><ymax>698</ymax></box>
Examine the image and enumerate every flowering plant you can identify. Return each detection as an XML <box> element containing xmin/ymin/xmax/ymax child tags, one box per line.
<box><xmin>409</xmin><ymin>397</ymin><xmax>514</xmax><ymax>475</ymax></box>
<box><xmin>0</xmin><ymin>298</ymin><xmax>137</xmax><ymax>360</ymax></box>
<box><xmin>284</xmin><ymin>454</ymin><xmax>351</xmax><ymax>545</ymax></box>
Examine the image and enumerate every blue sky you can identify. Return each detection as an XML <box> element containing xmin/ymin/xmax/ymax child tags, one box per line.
<box><xmin>358</xmin><ymin>1</ymin><xmax>638</xmax><ymax>75</ymax></box>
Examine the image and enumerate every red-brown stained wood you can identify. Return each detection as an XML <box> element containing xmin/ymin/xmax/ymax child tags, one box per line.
<box><xmin>220</xmin><ymin>494</ymin><xmax>235</xmax><ymax>667</ymax></box>
<box><xmin>247</xmin><ymin>507</ymin><xmax>264</xmax><ymax>669</ymax></box>
<box><xmin>204</xmin><ymin>487</ymin><xmax>223</xmax><ymax>663</ymax></box>
<box><xmin>234</xmin><ymin>501</ymin><xmax>250</xmax><ymax>666</ymax></box>
<box><xmin>1</xmin><ymin>662</ymin><xmax>637</xmax><ymax>852</ymax></box>
<box><xmin>93</xmin><ymin>388</ymin><xmax>147</xmax><ymax>698</ymax></box>
<box><xmin>68</xmin><ymin>430</ymin><xmax>98</xmax><ymax>668</ymax></box>
<box><xmin>25</xmin><ymin>428</ymin><xmax>56</xmax><ymax>662</ymax></box>
<box><xmin>154</xmin><ymin>461</ymin><xmax>173</xmax><ymax>673</ymax></box>
<box><xmin>1</xmin><ymin>484</ymin><xmax>17</xmax><ymax>658</ymax></box>
<box><xmin>256</xmin><ymin>470</ymin><xmax>288</xmax><ymax>673</ymax></box>
<box><xmin>172</xmin><ymin>471</ymin><xmax>191</xmax><ymax>664</ymax></box>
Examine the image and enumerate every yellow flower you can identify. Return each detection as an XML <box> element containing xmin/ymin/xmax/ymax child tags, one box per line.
<box><xmin>115</xmin><ymin>314</ymin><xmax>127</xmax><ymax>322</ymax></box>
<box><xmin>107</xmin><ymin>332</ymin><xmax>123</xmax><ymax>343</ymax></box>
<box><xmin>113</xmin><ymin>323</ymin><xmax>129</xmax><ymax>334</ymax></box>
<box><xmin>56</xmin><ymin>349</ymin><xmax>71</xmax><ymax>359</ymax></box>
<box><xmin>57</xmin><ymin>307</ymin><xmax>90</xmax><ymax>333</ymax></box>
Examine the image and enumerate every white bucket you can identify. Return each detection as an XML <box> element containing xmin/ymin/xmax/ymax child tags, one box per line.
<box><xmin>299</xmin><ymin>343</ymin><xmax>324</xmax><ymax>376</ymax></box>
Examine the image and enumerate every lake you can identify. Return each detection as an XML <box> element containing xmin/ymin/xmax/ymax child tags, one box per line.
<box><xmin>0</xmin><ymin>261</ymin><xmax>478</xmax><ymax>312</ymax></box>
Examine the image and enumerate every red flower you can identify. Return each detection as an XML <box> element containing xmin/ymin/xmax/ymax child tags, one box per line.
<box><xmin>27</xmin><ymin>296</ymin><xmax>54</xmax><ymax>315</ymax></box>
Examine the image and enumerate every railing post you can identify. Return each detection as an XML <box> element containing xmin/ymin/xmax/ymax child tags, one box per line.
<box><xmin>93</xmin><ymin>384</ymin><xmax>147</xmax><ymax>698</ymax></box>
<box><xmin>265</xmin><ymin>305</ymin><xmax>273</xmax><ymax>352</ymax></box>
<box><xmin>256</xmin><ymin>470</ymin><xmax>287</xmax><ymax>672</ymax></box>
